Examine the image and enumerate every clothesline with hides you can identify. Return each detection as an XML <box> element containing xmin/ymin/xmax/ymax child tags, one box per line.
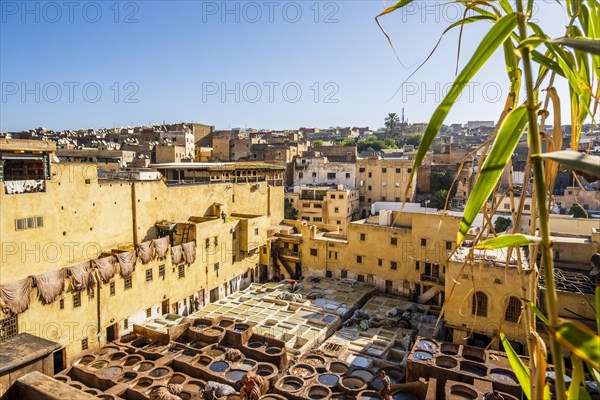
<box><xmin>0</xmin><ymin>237</ymin><xmax>197</xmax><ymax>316</ymax></box>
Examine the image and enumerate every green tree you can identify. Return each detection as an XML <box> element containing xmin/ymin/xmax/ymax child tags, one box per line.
<box><xmin>384</xmin><ymin>112</ymin><xmax>399</xmax><ymax>136</ymax></box>
<box><xmin>430</xmin><ymin>189</ymin><xmax>448</xmax><ymax>210</ymax></box>
<box><xmin>341</xmin><ymin>138</ymin><xmax>356</xmax><ymax>146</ymax></box>
<box><xmin>284</xmin><ymin>198</ymin><xmax>298</xmax><ymax>220</ymax></box>
<box><xmin>568</xmin><ymin>204</ymin><xmax>588</xmax><ymax>219</ymax></box>
<box><xmin>311</xmin><ymin>140</ymin><xmax>323</xmax><ymax>147</ymax></box>
<box><xmin>494</xmin><ymin>216</ymin><xmax>512</xmax><ymax>233</ymax></box>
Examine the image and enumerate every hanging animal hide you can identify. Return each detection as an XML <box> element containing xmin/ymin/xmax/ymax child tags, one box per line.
<box><xmin>182</xmin><ymin>241</ymin><xmax>197</xmax><ymax>264</ymax></box>
<box><xmin>171</xmin><ymin>244</ymin><xmax>183</xmax><ymax>265</ymax></box>
<box><xmin>116</xmin><ymin>250</ymin><xmax>137</xmax><ymax>278</ymax></box>
<box><xmin>66</xmin><ymin>262</ymin><xmax>95</xmax><ymax>291</ymax></box>
<box><xmin>137</xmin><ymin>241</ymin><xmax>155</xmax><ymax>264</ymax></box>
<box><xmin>0</xmin><ymin>276</ymin><xmax>33</xmax><ymax>314</ymax></box>
<box><xmin>93</xmin><ymin>255</ymin><xmax>117</xmax><ymax>283</ymax></box>
<box><xmin>152</xmin><ymin>237</ymin><xmax>169</xmax><ymax>260</ymax></box>
<box><xmin>34</xmin><ymin>269</ymin><xmax>65</xmax><ymax>304</ymax></box>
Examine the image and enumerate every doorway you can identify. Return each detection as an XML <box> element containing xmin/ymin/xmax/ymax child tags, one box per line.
<box><xmin>52</xmin><ymin>348</ymin><xmax>65</xmax><ymax>373</ymax></box>
<box><xmin>161</xmin><ymin>299</ymin><xmax>169</xmax><ymax>315</ymax></box>
<box><xmin>106</xmin><ymin>324</ymin><xmax>116</xmax><ymax>342</ymax></box>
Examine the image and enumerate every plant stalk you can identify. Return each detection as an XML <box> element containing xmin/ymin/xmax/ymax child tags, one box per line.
<box><xmin>515</xmin><ymin>1</ymin><xmax>566</xmax><ymax>399</ymax></box>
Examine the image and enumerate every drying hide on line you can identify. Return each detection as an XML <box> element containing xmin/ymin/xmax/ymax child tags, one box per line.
<box><xmin>152</xmin><ymin>236</ymin><xmax>169</xmax><ymax>260</ymax></box>
<box><xmin>171</xmin><ymin>244</ymin><xmax>183</xmax><ymax>265</ymax></box>
<box><xmin>182</xmin><ymin>241</ymin><xmax>197</xmax><ymax>264</ymax></box>
<box><xmin>93</xmin><ymin>255</ymin><xmax>117</xmax><ymax>283</ymax></box>
<box><xmin>34</xmin><ymin>269</ymin><xmax>65</xmax><ymax>304</ymax></box>
<box><xmin>137</xmin><ymin>241</ymin><xmax>155</xmax><ymax>264</ymax></box>
<box><xmin>0</xmin><ymin>276</ymin><xmax>34</xmax><ymax>314</ymax></box>
<box><xmin>116</xmin><ymin>250</ymin><xmax>137</xmax><ymax>278</ymax></box>
<box><xmin>66</xmin><ymin>261</ymin><xmax>95</xmax><ymax>291</ymax></box>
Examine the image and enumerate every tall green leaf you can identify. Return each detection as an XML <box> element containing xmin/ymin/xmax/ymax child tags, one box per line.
<box><xmin>568</xmin><ymin>356</ymin><xmax>593</xmax><ymax>400</ymax></box>
<box><xmin>550</xmin><ymin>37</ymin><xmax>600</xmax><ymax>56</ymax></box>
<box><xmin>540</xmin><ymin>150</ymin><xmax>600</xmax><ymax>180</ymax></box>
<box><xmin>548</xmin><ymin>320</ymin><xmax>600</xmax><ymax>370</ymax></box>
<box><xmin>458</xmin><ymin>106</ymin><xmax>528</xmax><ymax>244</ymax></box>
<box><xmin>404</xmin><ymin>13</ymin><xmax>519</xmax><ymax>201</ymax></box>
<box><xmin>475</xmin><ymin>234</ymin><xmax>540</xmax><ymax>249</ymax></box>
<box><xmin>501</xmin><ymin>332</ymin><xmax>531</xmax><ymax>400</ymax></box>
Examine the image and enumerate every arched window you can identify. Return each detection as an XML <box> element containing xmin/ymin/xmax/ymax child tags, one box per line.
<box><xmin>472</xmin><ymin>291</ymin><xmax>488</xmax><ymax>317</ymax></box>
<box><xmin>504</xmin><ymin>297</ymin><xmax>522</xmax><ymax>323</ymax></box>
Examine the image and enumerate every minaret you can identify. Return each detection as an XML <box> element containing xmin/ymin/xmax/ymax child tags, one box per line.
<box><xmin>402</xmin><ymin>108</ymin><xmax>405</xmax><ymax>124</ymax></box>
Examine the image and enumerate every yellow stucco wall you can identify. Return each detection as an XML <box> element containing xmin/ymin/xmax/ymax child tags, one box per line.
<box><xmin>0</xmin><ymin>163</ymin><xmax>283</xmax><ymax>363</ymax></box>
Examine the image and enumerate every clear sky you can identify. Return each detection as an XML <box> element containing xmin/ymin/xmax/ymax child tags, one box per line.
<box><xmin>0</xmin><ymin>0</ymin><xmax>568</xmax><ymax>132</ymax></box>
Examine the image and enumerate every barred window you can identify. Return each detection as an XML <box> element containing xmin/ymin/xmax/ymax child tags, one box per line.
<box><xmin>178</xmin><ymin>265</ymin><xmax>185</xmax><ymax>278</ymax></box>
<box><xmin>159</xmin><ymin>264</ymin><xmax>165</xmax><ymax>278</ymax></box>
<box><xmin>472</xmin><ymin>291</ymin><xmax>488</xmax><ymax>317</ymax></box>
<box><xmin>124</xmin><ymin>277</ymin><xmax>132</xmax><ymax>290</ymax></box>
<box><xmin>0</xmin><ymin>314</ymin><xmax>18</xmax><ymax>341</ymax></box>
<box><xmin>81</xmin><ymin>338</ymin><xmax>89</xmax><ymax>350</ymax></box>
<box><xmin>109</xmin><ymin>282</ymin><xmax>115</xmax><ymax>296</ymax></box>
<box><xmin>145</xmin><ymin>268</ymin><xmax>153</xmax><ymax>282</ymax></box>
<box><xmin>505</xmin><ymin>297</ymin><xmax>522</xmax><ymax>323</ymax></box>
<box><xmin>73</xmin><ymin>291</ymin><xmax>81</xmax><ymax>308</ymax></box>
<box><xmin>146</xmin><ymin>308</ymin><xmax>152</xmax><ymax>318</ymax></box>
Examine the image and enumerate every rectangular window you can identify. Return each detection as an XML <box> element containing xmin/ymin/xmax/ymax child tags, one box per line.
<box><xmin>14</xmin><ymin>216</ymin><xmax>43</xmax><ymax>231</ymax></box>
<box><xmin>59</xmin><ymin>298</ymin><xmax>64</xmax><ymax>309</ymax></box>
<box><xmin>327</xmin><ymin>172</ymin><xmax>336</xmax><ymax>179</ymax></box>
<box><xmin>334</xmin><ymin>207</ymin><xmax>339</xmax><ymax>213</ymax></box>
<box><xmin>145</xmin><ymin>268</ymin><xmax>153</xmax><ymax>282</ymax></box>
<box><xmin>382</xmin><ymin>168</ymin><xmax>387</xmax><ymax>173</ymax></box>
<box><xmin>254</xmin><ymin>228</ymin><xmax>259</xmax><ymax>235</ymax></box>
<box><xmin>415</xmin><ymin>261</ymin><xmax>420</xmax><ymax>271</ymax></box>
<box><xmin>391</xmin><ymin>237</ymin><xmax>397</xmax><ymax>246</ymax></box>
<box><xmin>368</xmin><ymin>186</ymin><xmax>372</xmax><ymax>191</ymax></box>
<box><xmin>504</xmin><ymin>203</ymin><xmax>510</xmax><ymax>210</ymax></box>
<box><xmin>124</xmin><ymin>277</ymin><xmax>132</xmax><ymax>290</ymax></box>
<box><xmin>124</xmin><ymin>319</ymin><xmax>129</xmax><ymax>329</ymax></box>
<box><xmin>360</xmin><ymin>233</ymin><xmax>366</xmax><ymax>241</ymax></box>
<box><xmin>110</xmin><ymin>282</ymin><xmax>115</xmax><ymax>296</ymax></box>
<box><xmin>146</xmin><ymin>308</ymin><xmax>151</xmax><ymax>318</ymax></box>
<box><xmin>341</xmin><ymin>270</ymin><xmax>348</xmax><ymax>279</ymax></box>
<box><xmin>330</xmin><ymin>194</ymin><xmax>335</xmax><ymax>199</ymax></box>
<box><xmin>421</xmin><ymin>238</ymin><xmax>427</xmax><ymax>247</ymax></box>
<box><xmin>524</xmin><ymin>204</ymin><xmax>531</xmax><ymax>211</ymax></box>
<box><xmin>314</xmin><ymin>217</ymin><xmax>322</xmax><ymax>222</ymax></box>
<box><xmin>357</xmin><ymin>274</ymin><xmax>365</xmax><ymax>282</ymax></box>
<box><xmin>395</xmin><ymin>168</ymin><xmax>401</xmax><ymax>173</ymax></box>
<box><xmin>214</xmin><ymin>262</ymin><xmax>220</xmax><ymax>271</ymax></box>
<box><xmin>446</xmin><ymin>241</ymin><xmax>453</xmax><ymax>250</ymax></box>
<box><xmin>159</xmin><ymin>264</ymin><xmax>165</xmax><ymax>278</ymax></box>
<box><xmin>73</xmin><ymin>291</ymin><xmax>81</xmax><ymax>308</ymax></box>
<box><xmin>359</xmin><ymin>167</ymin><xmax>365</xmax><ymax>173</ymax></box>
<box><xmin>357</xmin><ymin>255</ymin><xmax>363</xmax><ymax>263</ymax></box>
<box><xmin>345</xmin><ymin>173</ymin><xmax>351</xmax><ymax>178</ymax></box>
<box><xmin>391</xmin><ymin>261</ymin><xmax>398</xmax><ymax>270</ymax></box>
<box><xmin>310</xmin><ymin>248</ymin><xmax>318</xmax><ymax>256</ymax></box>
<box><xmin>0</xmin><ymin>314</ymin><xmax>18</xmax><ymax>340</ymax></box>
<box><xmin>81</xmin><ymin>338</ymin><xmax>89</xmax><ymax>350</ymax></box>
<box><xmin>325</xmin><ymin>270</ymin><xmax>332</xmax><ymax>278</ymax></box>
<box><xmin>378</xmin><ymin>259</ymin><xmax>383</xmax><ymax>266</ymax></box>
<box><xmin>179</xmin><ymin>265</ymin><xmax>186</xmax><ymax>278</ymax></box>
<box><xmin>368</xmin><ymin>172</ymin><xmax>372</xmax><ymax>178</ymax></box>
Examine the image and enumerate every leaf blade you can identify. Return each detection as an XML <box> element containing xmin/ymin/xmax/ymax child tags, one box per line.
<box><xmin>404</xmin><ymin>13</ymin><xmax>519</xmax><ymax>201</ymax></box>
<box><xmin>548</xmin><ymin>320</ymin><xmax>600</xmax><ymax>370</ymax></box>
<box><xmin>458</xmin><ymin>105</ymin><xmax>528</xmax><ymax>244</ymax></box>
<box><xmin>501</xmin><ymin>332</ymin><xmax>531</xmax><ymax>400</ymax></box>
<box><xmin>540</xmin><ymin>150</ymin><xmax>600</xmax><ymax>180</ymax></box>
<box><xmin>475</xmin><ymin>234</ymin><xmax>541</xmax><ymax>249</ymax></box>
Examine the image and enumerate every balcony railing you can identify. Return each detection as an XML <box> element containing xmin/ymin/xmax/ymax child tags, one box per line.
<box><xmin>3</xmin><ymin>179</ymin><xmax>46</xmax><ymax>194</ymax></box>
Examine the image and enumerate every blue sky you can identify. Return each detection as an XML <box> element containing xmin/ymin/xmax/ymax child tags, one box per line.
<box><xmin>1</xmin><ymin>1</ymin><xmax>567</xmax><ymax>132</ymax></box>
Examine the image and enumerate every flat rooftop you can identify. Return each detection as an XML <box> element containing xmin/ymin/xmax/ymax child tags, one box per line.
<box><xmin>0</xmin><ymin>333</ymin><xmax>61</xmax><ymax>374</ymax></box>
<box><xmin>150</xmin><ymin>162</ymin><xmax>285</xmax><ymax>171</ymax></box>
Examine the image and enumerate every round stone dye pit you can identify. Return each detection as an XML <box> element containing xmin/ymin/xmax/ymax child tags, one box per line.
<box><xmin>209</xmin><ymin>361</ymin><xmax>229</xmax><ymax>373</ymax></box>
<box><xmin>226</xmin><ymin>369</ymin><xmax>247</xmax><ymax>382</ymax></box>
<box><xmin>318</xmin><ymin>374</ymin><xmax>339</xmax><ymax>387</ymax></box>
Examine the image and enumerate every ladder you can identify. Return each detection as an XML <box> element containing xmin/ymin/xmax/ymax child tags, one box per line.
<box><xmin>181</xmin><ymin>224</ymin><xmax>191</xmax><ymax>244</ymax></box>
